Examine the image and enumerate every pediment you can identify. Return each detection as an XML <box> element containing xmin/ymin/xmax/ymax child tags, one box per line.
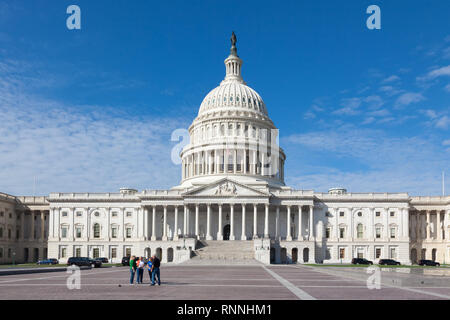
<box><xmin>182</xmin><ymin>178</ymin><xmax>269</xmax><ymax>197</ymax></box>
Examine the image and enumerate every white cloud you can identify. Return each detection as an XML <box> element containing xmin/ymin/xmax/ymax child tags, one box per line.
<box><xmin>394</xmin><ymin>92</ymin><xmax>425</xmax><ymax>108</ymax></box>
<box><xmin>436</xmin><ymin>116</ymin><xmax>450</xmax><ymax>129</ymax></box>
<box><xmin>382</xmin><ymin>75</ymin><xmax>400</xmax><ymax>83</ymax></box>
<box><xmin>333</xmin><ymin>97</ymin><xmax>361</xmax><ymax>115</ymax></box>
<box><xmin>418</xmin><ymin>65</ymin><xmax>450</xmax><ymax>81</ymax></box>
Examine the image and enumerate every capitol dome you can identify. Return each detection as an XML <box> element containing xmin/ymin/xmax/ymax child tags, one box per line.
<box><xmin>176</xmin><ymin>33</ymin><xmax>286</xmax><ymax>189</ymax></box>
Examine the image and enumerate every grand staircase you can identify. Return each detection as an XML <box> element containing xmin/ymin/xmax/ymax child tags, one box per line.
<box><xmin>184</xmin><ymin>240</ymin><xmax>260</xmax><ymax>265</ymax></box>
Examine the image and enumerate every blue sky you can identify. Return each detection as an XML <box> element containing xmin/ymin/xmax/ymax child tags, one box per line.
<box><xmin>0</xmin><ymin>0</ymin><xmax>449</xmax><ymax>195</ymax></box>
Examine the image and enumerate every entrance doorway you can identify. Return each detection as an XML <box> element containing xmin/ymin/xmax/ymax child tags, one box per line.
<box><xmin>303</xmin><ymin>248</ymin><xmax>309</xmax><ymax>263</ymax></box>
<box><xmin>292</xmin><ymin>248</ymin><xmax>298</xmax><ymax>263</ymax></box>
<box><xmin>223</xmin><ymin>224</ymin><xmax>230</xmax><ymax>240</ymax></box>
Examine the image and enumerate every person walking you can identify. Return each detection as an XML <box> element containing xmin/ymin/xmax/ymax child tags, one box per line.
<box><xmin>150</xmin><ymin>254</ymin><xmax>161</xmax><ymax>286</ymax></box>
<box><xmin>137</xmin><ymin>257</ymin><xmax>145</xmax><ymax>284</ymax></box>
<box><xmin>129</xmin><ymin>255</ymin><xmax>137</xmax><ymax>285</ymax></box>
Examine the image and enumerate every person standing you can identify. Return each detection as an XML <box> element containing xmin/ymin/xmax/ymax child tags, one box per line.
<box><xmin>150</xmin><ymin>254</ymin><xmax>161</xmax><ymax>286</ymax></box>
<box><xmin>147</xmin><ymin>257</ymin><xmax>153</xmax><ymax>284</ymax></box>
<box><xmin>135</xmin><ymin>257</ymin><xmax>141</xmax><ymax>284</ymax></box>
<box><xmin>129</xmin><ymin>255</ymin><xmax>137</xmax><ymax>285</ymax></box>
<box><xmin>138</xmin><ymin>257</ymin><xmax>145</xmax><ymax>284</ymax></box>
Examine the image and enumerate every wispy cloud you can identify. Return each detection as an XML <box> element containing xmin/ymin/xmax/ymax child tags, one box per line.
<box><xmin>382</xmin><ymin>75</ymin><xmax>400</xmax><ymax>83</ymax></box>
<box><xmin>394</xmin><ymin>92</ymin><xmax>425</xmax><ymax>108</ymax></box>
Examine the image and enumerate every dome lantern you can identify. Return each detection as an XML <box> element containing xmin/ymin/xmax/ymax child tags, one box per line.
<box><xmin>222</xmin><ymin>32</ymin><xmax>245</xmax><ymax>85</ymax></box>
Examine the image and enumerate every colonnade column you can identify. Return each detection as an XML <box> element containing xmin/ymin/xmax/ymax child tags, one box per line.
<box><xmin>174</xmin><ymin>206</ymin><xmax>179</xmax><ymax>240</ymax></box>
<box><xmin>195</xmin><ymin>204</ymin><xmax>200</xmax><ymax>240</ymax></box>
<box><xmin>253</xmin><ymin>204</ymin><xmax>258</xmax><ymax>239</ymax></box>
<box><xmin>143</xmin><ymin>207</ymin><xmax>148</xmax><ymax>240</ymax></box>
<box><xmin>183</xmin><ymin>205</ymin><xmax>187</xmax><ymax>237</ymax></box>
<box><xmin>275</xmin><ymin>206</ymin><xmax>280</xmax><ymax>241</ymax></box>
<box><xmin>264</xmin><ymin>204</ymin><xmax>269</xmax><ymax>239</ymax></box>
<box><xmin>217</xmin><ymin>204</ymin><xmax>223</xmax><ymax>240</ymax></box>
<box><xmin>162</xmin><ymin>206</ymin><xmax>168</xmax><ymax>241</ymax></box>
<box><xmin>151</xmin><ymin>206</ymin><xmax>156</xmax><ymax>241</ymax></box>
<box><xmin>241</xmin><ymin>204</ymin><xmax>247</xmax><ymax>240</ymax></box>
<box><xmin>206</xmin><ymin>204</ymin><xmax>212</xmax><ymax>240</ymax></box>
<box><xmin>31</xmin><ymin>211</ymin><xmax>35</xmax><ymax>240</ymax></box>
<box><xmin>309</xmin><ymin>205</ymin><xmax>314</xmax><ymax>240</ymax></box>
<box><xmin>298</xmin><ymin>205</ymin><xmax>303</xmax><ymax>240</ymax></box>
<box><xmin>40</xmin><ymin>211</ymin><xmax>45</xmax><ymax>240</ymax></box>
<box><xmin>426</xmin><ymin>210</ymin><xmax>431</xmax><ymax>240</ymax></box>
<box><xmin>437</xmin><ymin>211</ymin><xmax>442</xmax><ymax>240</ymax></box>
<box><xmin>230</xmin><ymin>204</ymin><xmax>235</xmax><ymax>240</ymax></box>
<box><xmin>286</xmin><ymin>206</ymin><xmax>292</xmax><ymax>241</ymax></box>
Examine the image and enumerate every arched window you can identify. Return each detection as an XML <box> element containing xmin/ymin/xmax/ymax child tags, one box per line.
<box><xmin>93</xmin><ymin>223</ymin><xmax>100</xmax><ymax>238</ymax></box>
<box><xmin>357</xmin><ymin>223</ymin><xmax>364</xmax><ymax>239</ymax></box>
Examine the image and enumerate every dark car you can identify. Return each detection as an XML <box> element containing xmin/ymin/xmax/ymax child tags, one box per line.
<box><xmin>94</xmin><ymin>257</ymin><xmax>109</xmax><ymax>264</ymax></box>
<box><xmin>37</xmin><ymin>258</ymin><xmax>59</xmax><ymax>265</ymax></box>
<box><xmin>67</xmin><ymin>257</ymin><xmax>102</xmax><ymax>268</ymax></box>
<box><xmin>418</xmin><ymin>260</ymin><xmax>440</xmax><ymax>266</ymax></box>
<box><xmin>121</xmin><ymin>256</ymin><xmax>130</xmax><ymax>266</ymax></box>
<box><xmin>379</xmin><ymin>259</ymin><xmax>401</xmax><ymax>266</ymax></box>
<box><xmin>351</xmin><ymin>258</ymin><xmax>373</xmax><ymax>265</ymax></box>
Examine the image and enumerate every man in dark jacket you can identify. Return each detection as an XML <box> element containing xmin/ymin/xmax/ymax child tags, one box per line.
<box><xmin>150</xmin><ymin>255</ymin><xmax>161</xmax><ymax>286</ymax></box>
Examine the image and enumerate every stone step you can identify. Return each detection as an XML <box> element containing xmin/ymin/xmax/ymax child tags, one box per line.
<box><xmin>185</xmin><ymin>240</ymin><xmax>257</xmax><ymax>265</ymax></box>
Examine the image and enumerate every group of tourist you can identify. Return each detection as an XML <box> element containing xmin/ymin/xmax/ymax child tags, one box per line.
<box><xmin>129</xmin><ymin>255</ymin><xmax>161</xmax><ymax>286</ymax></box>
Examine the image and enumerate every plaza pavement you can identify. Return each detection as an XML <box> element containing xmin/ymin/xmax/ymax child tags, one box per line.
<box><xmin>0</xmin><ymin>264</ymin><xmax>449</xmax><ymax>300</ymax></box>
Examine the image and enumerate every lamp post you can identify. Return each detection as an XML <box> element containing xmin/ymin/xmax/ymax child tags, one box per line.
<box><xmin>12</xmin><ymin>251</ymin><xmax>16</xmax><ymax>266</ymax></box>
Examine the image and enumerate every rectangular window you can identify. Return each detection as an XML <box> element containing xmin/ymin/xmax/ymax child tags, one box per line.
<box><xmin>62</xmin><ymin>211</ymin><xmax>68</xmax><ymax>217</ymax></box>
<box><xmin>112</xmin><ymin>212</ymin><xmax>118</xmax><ymax>217</ymax></box>
<box><xmin>390</xmin><ymin>228</ymin><xmax>396</xmax><ymax>239</ymax></box>
<box><xmin>111</xmin><ymin>227</ymin><xmax>118</xmax><ymax>239</ymax></box>
<box><xmin>76</xmin><ymin>227</ymin><xmax>82</xmax><ymax>238</ymax></box>
<box><xmin>375</xmin><ymin>248</ymin><xmax>382</xmax><ymax>259</ymax></box>
<box><xmin>0</xmin><ymin>248</ymin><xmax>3</xmax><ymax>258</ymax></box>
<box><xmin>339</xmin><ymin>211</ymin><xmax>345</xmax><ymax>217</ymax></box>
<box><xmin>111</xmin><ymin>248</ymin><xmax>117</xmax><ymax>259</ymax></box>
<box><xmin>126</xmin><ymin>212</ymin><xmax>132</xmax><ymax>217</ymax></box>
<box><xmin>339</xmin><ymin>228</ymin><xmax>345</xmax><ymax>239</ymax></box>
<box><xmin>376</xmin><ymin>211</ymin><xmax>381</xmax><ymax>217</ymax></box>
<box><xmin>325</xmin><ymin>228</ymin><xmax>331</xmax><ymax>239</ymax></box>
<box><xmin>8</xmin><ymin>248</ymin><xmax>11</xmax><ymax>258</ymax></box>
<box><xmin>61</xmin><ymin>227</ymin><xmax>68</xmax><ymax>238</ymax></box>
<box><xmin>376</xmin><ymin>227</ymin><xmax>381</xmax><ymax>239</ymax></box>
<box><xmin>339</xmin><ymin>248</ymin><xmax>345</xmax><ymax>259</ymax></box>
<box><xmin>75</xmin><ymin>248</ymin><xmax>81</xmax><ymax>257</ymax></box>
<box><xmin>61</xmin><ymin>247</ymin><xmax>67</xmax><ymax>258</ymax></box>
<box><xmin>76</xmin><ymin>211</ymin><xmax>83</xmax><ymax>217</ymax></box>
<box><xmin>126</xmin><ymin>227</ymin><xmax>132</xmax><ymax>238</ymax></box>
<box><xmin>93</xmin><ymin>248</ymin><xmax>100</xmax><ymax>259</ymax></box>
<box><xmin>125</xmin><ymin>247</ymin><xmax>131</xmax><ymax>257</ymax></box>
<box><xmin>390</xmin><ymin>211</ymin><xmax>395</xmax><ymax>217</ymax></box>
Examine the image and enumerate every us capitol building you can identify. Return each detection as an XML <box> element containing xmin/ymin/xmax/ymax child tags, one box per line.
<box><xmin>1</xmin><ymin>34</ymin><xmax>449</xmax><ymax>265</ymax></box>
